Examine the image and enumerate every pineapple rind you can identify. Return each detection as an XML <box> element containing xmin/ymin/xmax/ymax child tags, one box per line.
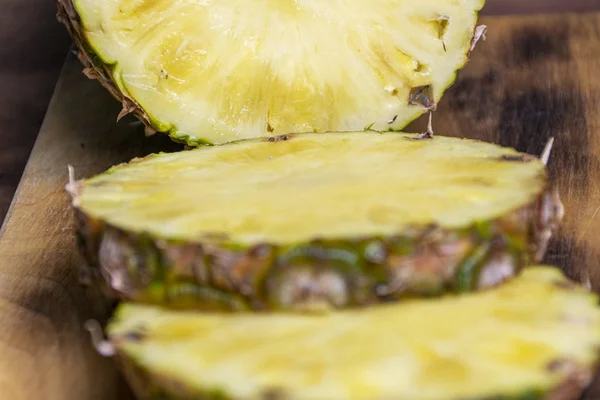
<box><xmin>71</xmin><ymin>133</ymin><xmax>563</xmax><ymax>311</ymax></box>
<box><xmin>57</xmin><ymin>0</ymin><xmax>486</xmax><ymax>146</ymax></box>
<box><xmin>75</xmin><ymin>195</ymin><xmax>558</xmax><ymax>311</ymax></box>
<box><xmin>107</xmin><ymin>267</ymin><xmax>600</xmax><ymax>400</ymax></box>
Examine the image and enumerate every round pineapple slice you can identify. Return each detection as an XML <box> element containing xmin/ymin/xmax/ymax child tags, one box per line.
<box><xmin>70</xmin><ymin>132</ymin><xmax>563</xmax><ymax>311</ymax></box>
<box><xmin>57</xmin><ymin>0</ymin><xmax>486</xmax><ymax>146</ymax></box>
<box><xmin>106</xmin><ymin>267</ymin><xmax>600</xmax><ymax>400</ymax></box>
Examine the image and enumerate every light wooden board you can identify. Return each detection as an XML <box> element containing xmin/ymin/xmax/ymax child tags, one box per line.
<box><xmin>1</xmin><ymin>12</ymin><xmax>600</xmax><ymax>400</ymax></box>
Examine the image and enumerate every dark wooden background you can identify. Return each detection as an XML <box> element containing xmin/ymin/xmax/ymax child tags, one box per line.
<box><xmin>1</xmin><ymin>0</ymin><xmax>600</xmax><ymax>225</ymax></box>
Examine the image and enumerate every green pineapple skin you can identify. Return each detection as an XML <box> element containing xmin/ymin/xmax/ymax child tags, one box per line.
<box><xmin>56</xmin><ymin>0</ymin><xmax>487</xmax><ymax>147</ymax></box>
<box><xmin>73</xmin><ymin>183</ymin><xmax>563</xmax><ymax>312</ymax></box>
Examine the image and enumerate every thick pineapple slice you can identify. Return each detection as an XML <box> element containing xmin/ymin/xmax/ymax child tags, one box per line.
<box><xmin>58</xmin><ymin>0</ymin><xmax>485</xmax><ymax>145</ymax></box>
<box><xmin>70</xmin><ymin>132</ymin><xmax>563</xmax><ymax>311</ymax></box>
<box><xmin>107</xmin><ymin>267</ymin><xmax>600</xmax><ymax>400</ymax></box>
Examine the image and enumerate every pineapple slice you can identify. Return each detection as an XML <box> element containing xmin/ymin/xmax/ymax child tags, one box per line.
<box><xmin>70</xmin><ymin>132</ymin><xmax>563</xmax><ymax>311</ymax></box>
<box><xmin>57</xmin><ymin>0</ymin><xmax>485</xmax><ymax>145</ymax></box>
<box><xmin>106</xmin><ymin>267</ymin><xmax>600</xmax><ymax>400</ymax></box>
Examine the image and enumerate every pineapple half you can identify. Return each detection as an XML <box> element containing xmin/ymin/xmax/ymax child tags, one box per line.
<box><xmin>106</xmin><ymin>266</ymin><xmax>600</xmax><ymax>400</ymax></box>
<box><xmin>69</xmin><ymin>132</ymin><xmax>563</xmax><ymax>311</ymax></box>
<box><xmin>56</xmin><ymin>0</ymin><xmax>486</xmax><ymax>146</ymax></box>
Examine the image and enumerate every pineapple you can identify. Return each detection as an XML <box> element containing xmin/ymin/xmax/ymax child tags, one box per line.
<box><xmin>69</xmin><ymin>132</ymin><xmax>563</xmax><ymax>311</ymax></box>
<box><xmin>57</xmin><ymin>0</ymin><xmax>486</xmax><ymax>146</ymax></box>
<box><xmin>104</xmin><ymin>267</ymin><xmax>600</xmax><ymax>400</ymax></box>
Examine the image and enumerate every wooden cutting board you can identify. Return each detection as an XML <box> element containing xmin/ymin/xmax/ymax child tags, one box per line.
<box><xmin>1</xmin><ymin>11</ymin><xmax>600</xmax><ymax>400</ymax></box>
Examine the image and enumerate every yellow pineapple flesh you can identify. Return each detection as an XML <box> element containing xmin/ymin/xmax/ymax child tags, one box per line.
<box><xmin>68</xmin><ymin>0</ymin><xmax>485</xmax><ymax>145</ymax></box>
<box><xmin>78</xmin><ymin>132</ymin><xmax>546</xmax><ymax>244</ymax></box>
<box><xmin>108</xmin><ymin>267</ymin><xmax>600</xmax><ymax>400</ymax></box>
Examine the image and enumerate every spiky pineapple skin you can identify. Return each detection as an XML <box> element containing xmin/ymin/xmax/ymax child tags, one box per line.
<box><xmin>72</xmin><ymin>181</ymin><xmax>563</xmax><ymax>312</ymax></box>
<box><xmin>56</xmin><ymin>0</ymin><xmax>486</xmax><ymax>147</ymax></box>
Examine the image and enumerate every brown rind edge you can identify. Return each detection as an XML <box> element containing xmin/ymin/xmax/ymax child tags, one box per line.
<box><xmin>56</xmin><ymin>0</ymin><xmax>158</xmax><ymax>135</ymax></box>
<box><xmin>67</xmin><ymin>169</ymin><xmax>564</xmax><ymax>312</ymax></box>
<box><xmin>55</xmin><ymin>0</ymin><xmax>487</xmax><ymax>146</ymax></box>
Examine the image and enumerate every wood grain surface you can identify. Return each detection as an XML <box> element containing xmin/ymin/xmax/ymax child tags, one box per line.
<box><xmin>0</xmin><ymin>0</ymin><xmax>70</xmax><ymax>222</ymax></box>
<box><xmin>2</xmin><ymin>10</ymin><xmax>600</xmax><ymax>400</ymax></box>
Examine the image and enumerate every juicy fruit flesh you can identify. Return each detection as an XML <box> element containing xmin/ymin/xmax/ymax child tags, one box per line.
<box><xmin>109</xmin><ymin>267</ymin><xmax>600</xmax><ymax>400</ymax></box>
<box><xmin>80</xmin><ymin>133</ymin><xmax>546</xmax><ymax>245</ymax></box>
<box><xmin>74</xmin><ymin>0</ymin><xmax>484</xmax><ymax>144</ymax></box>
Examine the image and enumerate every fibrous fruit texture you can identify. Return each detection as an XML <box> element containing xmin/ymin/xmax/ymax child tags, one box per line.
<box><xmin>107</xmin><ymin>267</ymin><xmax>600</xmax><ymax>400</ymax></box>
<box><xmin>57</xmin><ymin>0</ymin><xmax>485</xmax><ymax>146</ymax></box>
<box><xmin>70</xmin><ymin>132</ymin><xmax>563</xmax><ymax>311</ymax></box>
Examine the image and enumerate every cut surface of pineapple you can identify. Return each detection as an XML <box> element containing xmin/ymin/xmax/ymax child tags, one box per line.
<box><xmin>64</xmin><ymin>0</ymin><xmax>485</xmax><ymax>145</ymax></box>
<box><xmin>108</xmin><ymin>267</ymin><xmax>600</xmax><ymax>400</ymax></box>
<box><xmin>73</xmin><ymin>133</ymin><xmax>563</xmax><ymax>310</ymax></box>
<box><xmin>78</xmin><ymin>132</ymin><xmax>545</xmax><ymax>245</ymax></box>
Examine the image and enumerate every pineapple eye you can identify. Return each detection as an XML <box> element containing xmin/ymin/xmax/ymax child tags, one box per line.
<box><xmin>409</xmin><ymin>85</ymin><xmax>436</xmax><ymax>110</ymax></box>
<box><xmin>436</xmin><ymin>15</ymin><xmax>451</xmax><ymax>51</ymax></box>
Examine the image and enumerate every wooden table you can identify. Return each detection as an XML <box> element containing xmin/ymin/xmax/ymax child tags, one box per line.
<box><xmin>2</xmin><ymin>3</ymin><xmax>600</xmax><ymax>400</ymax></box>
